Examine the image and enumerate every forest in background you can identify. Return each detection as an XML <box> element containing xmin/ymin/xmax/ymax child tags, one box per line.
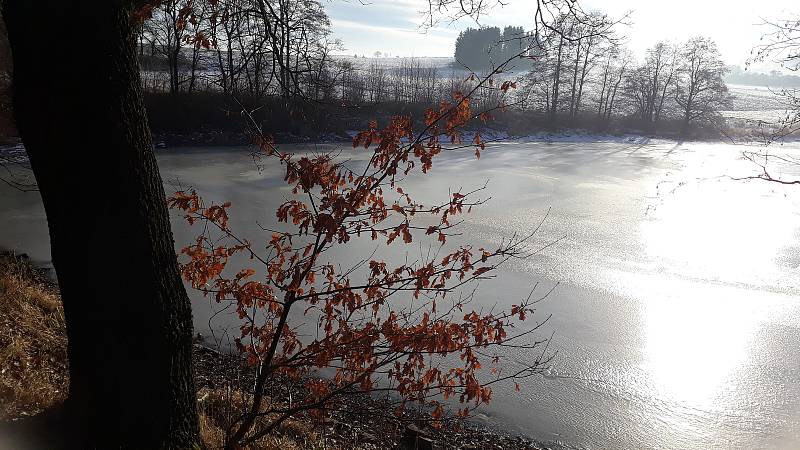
<box><xmin>725</xmin><ymin>65</ymin><xmax>800</xmax><ymax>87</ymax></box>
<box><xmin>132</xmin><ymin>0</ymin><xmax>739</xmax><ymax>142</ymax></box>
<box><xmin>0</xmin><ymin>0</ymin><xmax>795</xmax><ymax>145</ymax></box>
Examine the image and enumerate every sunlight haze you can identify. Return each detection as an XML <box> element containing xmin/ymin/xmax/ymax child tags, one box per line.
<box><xmin>330</xmin><ymin>0</ymin><xmax>797</xmax><ymax>68</ymax></box>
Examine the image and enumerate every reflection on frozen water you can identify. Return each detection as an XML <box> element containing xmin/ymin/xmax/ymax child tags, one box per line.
<box><xmin>642</xmin><ymin>279</ymin><xmax>756</xmax><ymax>409</ymax></box>
<box><xmin>642</xmin><ymin>145</ymin><xmax>799</xmax><ymax>288</ymax></box>
<box><xmin>635</xmin><ymin>147</ymin><xmax>796</xmax><ymax>417</ymax></box>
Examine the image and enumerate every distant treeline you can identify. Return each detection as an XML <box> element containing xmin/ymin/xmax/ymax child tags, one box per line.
<box><xmin>454</xmin><ymin>26</ymin><xmax>529</xmax><ymax>71</ymax></box>
<box><xmin>135</xmin><ymin>0</ymin><xmax>739</xmax><ymax>142</ymax></box>
<box><xmin>449</xmin><ymin>18</ymin><xmax>733</xmax><ymax>133</ymax></box>
<box><xmin>725</xmin><ymin>66</ymin><xmax>800</xmax><ymax>88</ymax></box>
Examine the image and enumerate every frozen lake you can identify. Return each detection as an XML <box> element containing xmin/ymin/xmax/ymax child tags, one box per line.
<box><xmin>2</xmin><ymin>137</ymin><xmax>800</xmax><ymax>449</ymax></box>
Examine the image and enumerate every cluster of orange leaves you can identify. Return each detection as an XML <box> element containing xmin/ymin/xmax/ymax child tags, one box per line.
<box><xmin>169</xmin><ymin>91</ymin><xmax>538</xmax><ymax>427</ymax></box>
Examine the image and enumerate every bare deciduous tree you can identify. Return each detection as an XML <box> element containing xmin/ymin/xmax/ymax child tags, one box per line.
<box><xmin>674</xmin><ymin>36</ymin><xmax>732</xmax><ymax>130</ymax></box>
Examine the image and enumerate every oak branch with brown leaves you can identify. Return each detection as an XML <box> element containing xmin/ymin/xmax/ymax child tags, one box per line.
<box><xmin>170</xmin><ymin>82</ymin><xmax>552</xmax><ymax>448</ymax></box>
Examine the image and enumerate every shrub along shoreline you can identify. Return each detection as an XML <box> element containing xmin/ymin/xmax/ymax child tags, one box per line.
<box><xmin>143</xmin><ymin>91</ymin><xmax>745</xmax><ymax>149</ymax></box>
<box><xmin>0</xmin><ymin>251</ymin><xmax>548</xmax><ymax>450</ymax></box>
<box><xmin>0</xmin><ymin>91</ymin><xmax>777</xmax><ymax>148</ymax></box>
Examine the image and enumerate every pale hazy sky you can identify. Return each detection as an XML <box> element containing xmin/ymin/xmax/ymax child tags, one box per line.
<box><xmin>328</xmin><ymin>0</ymin><xmax>798</xmax><ymax>68</ymax></box>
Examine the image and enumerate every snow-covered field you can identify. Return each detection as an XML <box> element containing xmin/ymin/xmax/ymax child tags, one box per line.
<box><xmin>722</xmin><ymin>84</ymin><xmax>794</xmax><ymax>123</ymax></box>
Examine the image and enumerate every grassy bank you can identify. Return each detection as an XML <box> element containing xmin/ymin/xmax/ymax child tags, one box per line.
<box><xmin>0</xmin><ymin>253</ymin><xmax>66</xmax><ymax>421</ymax></box>
<box><xmin>0</xmin><ymin>252</ymin><xmax>324</xmax><ymax>449</ymax></box>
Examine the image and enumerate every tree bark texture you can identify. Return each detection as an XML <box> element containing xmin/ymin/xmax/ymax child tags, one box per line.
<box><xmin>3</xmin><ymin>1</ymin><xmax>198</xmax><ymax>448</ymax></box>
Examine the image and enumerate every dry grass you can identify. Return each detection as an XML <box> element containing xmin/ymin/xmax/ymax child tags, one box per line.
<box><xmin>197</xmin><ymin>387</ymin><xmax>337</xmax><ymax>450</ymax></box>
<box><xmin>0</xmin><ymin>253</ymin><xmax>67</xmax><ymax>420</ymax></box>
<box><xmin>0</xmin><ymin>252</ymin><xmax>335</xmax><ymax>449</ymax></box>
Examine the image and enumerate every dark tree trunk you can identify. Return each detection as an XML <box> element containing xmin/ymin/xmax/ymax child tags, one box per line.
<box><xmin>3</xmin><ymin>1</ymin><xmax>198</xmax><ymax>448</ymax></box>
